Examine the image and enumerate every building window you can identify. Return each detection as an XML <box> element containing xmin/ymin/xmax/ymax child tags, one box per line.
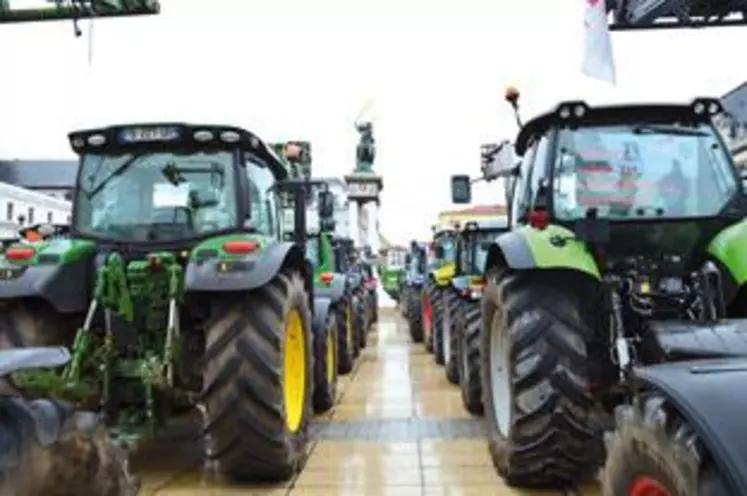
<box><xmin>47</xmin><ymin>212</ymin><xmax>53</xmax><ymax>223</ymax></box>
<box><xmin>6</xmin><ymin>202</ymin><xmax>13</xmax><ymax>221</ymax></box>
<box><xmin>28</xmin><ymin>207</ymin><xmax>34</xmax><ymax>225</ymax></box>
<box><xmin>64</xmin><ymin>191</ymin><xmax>73</xmax><ymax>201</ymax></box>
<box><xmin>67</xmin><ymin>215</ymin><xmax>71</xmax><ymax>223</ymax></box>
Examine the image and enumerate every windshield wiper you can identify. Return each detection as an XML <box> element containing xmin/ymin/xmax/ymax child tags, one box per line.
<box><xmin>632</xmin><ymin>125</ymin><xmax>708</xmax><ymax>136</ymax></box>
<box><xmin>85</xmin><ymin>155</ymin><xmax>146</xmax><ymax>199</ymax></box>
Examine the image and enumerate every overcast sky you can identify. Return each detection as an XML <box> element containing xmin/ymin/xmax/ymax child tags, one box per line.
<box><xmin>0</xmin><ymin>0</ymin><xmax>745</xmax><ymax>242</ymax></box>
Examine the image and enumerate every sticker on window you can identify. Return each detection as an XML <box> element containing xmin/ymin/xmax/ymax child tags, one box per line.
<box><xmin>153</xmin><ymin>183</ymin><xmax>190</xmax><ymax>208</ymax></box>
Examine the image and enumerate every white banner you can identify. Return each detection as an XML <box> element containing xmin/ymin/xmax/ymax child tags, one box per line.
<box><xmin>582</xmin><ymin>0</ymin><xmax>616</xmax><ymax>85</ymax></box>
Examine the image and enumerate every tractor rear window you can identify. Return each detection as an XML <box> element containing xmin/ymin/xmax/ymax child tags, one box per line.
<box><xmin>387</xmin><ymin>249</ymin><xmax>406</xmax><ymax>268</ymax></box>
<box><xmin>552</xmin><ymin>123</ymin><xmax>738</xmax><ymax>220</ymax></box>
<box><xmin>74</xmin><ymin>151</ymin><xmax>238</xmax><ymax>242</ymax></box>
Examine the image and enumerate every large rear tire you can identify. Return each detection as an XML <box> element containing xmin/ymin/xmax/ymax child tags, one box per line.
<box><xmin>443</xmin><ymin>292</ymin><xmax>460</xmax><ymax>383</ymax></box>
<box><xmin>434</xmin><ymin>289</ymin><xmax>452</xmax><ymax>366</ymax></box>
<box><xmin>481</xmin><ymin>271</ymin><xmax>602</xmax><ymax>487</ymax></box>
<box><xmin>202</xmin><ymin>270</ymin><xmax>314</xmax><ymax>482</ymax></box>
<box><xmin>407</xmin><ymin>286</ymin><xmax>424</xmax><ymax>343</ymax></box>
<box><xmin>603</xmin><ymin>394</ymin><xmax>730</xmax><ymax>496</ymax></box>
<box><xmin>0</xmin><ymin>398</ymin><xmax>138</xmax><ymax>496</ymax></box>
<box><xmin>312</xmin><ymin>313</ymin><xmax>338</xmax><ymax>414</ymax></box>
<box><xmin>422</xmin><ymin>284</ymin><xmax>435</xmax><ymax>353</ymax></box>
<box><xmin>335</xmin><ymin>297</ymin><xmax>355</xmax><ymax>375</ymax></box>
<box><xmin>354</xmin><ymin>292</ymin><xmax>368</xmax><ymax>350</ymax></box>
<box><xmin>456</xmin><ymin>299</ymin><xmax>482</xmax><ymax>414</ymax></box>
<box><xmin>427</xmin><ymin>284</ymin><xmax>444</xmax><ymax>355</ymax></box>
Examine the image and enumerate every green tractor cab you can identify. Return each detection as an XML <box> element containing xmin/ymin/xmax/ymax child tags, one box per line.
<box><xmin>445</xmin><ymin>219</ymin><xmax>508</xmax><ymax>405</ymax></box>
<box><xmin>381</xmin><ymin>246</ymin><xmax>407</xmax><ymax>301</ymax></box>
<box><xmin>0</xmin><ymin>122</ymin><xmax>325</xmax><ymax>482</ymax></box>
<box><xmin>421</xmin><ymin>227</ymin><xmax>457</xmax><ymax>359</ymax></box>
<box><xmin>451</xmin><ymin>93</ymin><xmax>747</xmax><ymax>492</ymax></box>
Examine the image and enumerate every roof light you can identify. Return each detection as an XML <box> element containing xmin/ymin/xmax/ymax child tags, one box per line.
<box><xmin>87</xmin><ymin>134</ymin><xmax>106</xmax><ymax>146</ymax></box>
<box><xmin>693</xmin><ymin>102</ymin><xmax>705</xmax><ymax>115</ymax></box>
<box><xmin>72</xmin><ymin>138</ymin><xmax>84</xmax><ymax>148</ymax></box>
<box><xmin>194</xmin><ymin>130</ymin><xmax>214</xmax><ymax>142</ymax></box>
<box><xmin>573</xmin><ymin>104</ymin><xmax>586</xmax><ymax>118</ymax></box>
<box><xmin>119</xmin><ymin>126</ymin><xmax>180</xmax><ymax>143</ymax></box>
<box><xmin>558</xmin><ymin>106</ymin><xmax>571</xmax><ymax>119</ymax></box>
<box><xmin>320</xmin><ymin>272</ymin><xmax>334</xmax><ymax>284</ymax></box>
<box><xmin>222</xmin><ymin>240</ymin><xmax>259</xmax><ymax>254</ymax></box>
<box><xmin>5</xmin><ymin>246</ymin><xmax>35</xmax><ymax>261</ymax></box>
<box><xmin>250</xmin><ymin>137</ymin><xmax>260</xmax><ymax>148</ymax></box>
<box><xmin>708</xmin><ymin>101</ymin><xmax>722</xmax><ymax>115</ymax></box>
<box><xmin>220</xmin><ymin>131</ymin><xmax>240</xmax><ymax>143</ymax></box>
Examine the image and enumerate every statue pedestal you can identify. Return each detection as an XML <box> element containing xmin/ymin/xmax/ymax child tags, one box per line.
<box><xmin>344</xmin><ymin>173</ymin><xmax>383</xmax><ymax>254</ymax></box>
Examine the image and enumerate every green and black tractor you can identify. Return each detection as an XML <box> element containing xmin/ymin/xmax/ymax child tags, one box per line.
<box><xmin>451</xmin><ymin>91</ymin><xmax>747</xmax><ymax>493</ymax></box>
<box><xmin>445</xmin><ymin>219</ymin><xmax>507</xmax><ymax>415</ymax></box>
<box><xmin>401</xmin><ymin>240</ymin><xmax>427</xmax><ymax>342</ymax></box>
<box><xmin>0</xmin><ymin>123</ymin><xmax>335</xmax><ymax>483</ymax></box>
<box><xmin>422</xmin><ymin>226</ymin><xmax>457</xmax><ymax>358</ymax></box>
<box><xmin>333</xmin><ymin>237</ymin><xmax>371</xmax><ymax>355</ymax></box>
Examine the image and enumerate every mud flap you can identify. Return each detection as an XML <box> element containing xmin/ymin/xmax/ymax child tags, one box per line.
<box><xmin>634</xmin><ymin>358</ymin><xmax>747</xmax><ymax>495</ymax></box>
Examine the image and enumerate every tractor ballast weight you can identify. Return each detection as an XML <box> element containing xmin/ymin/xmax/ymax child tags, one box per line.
<box><xmin>0</xmin><ymin>122</ymin><xmax>323</xmax><ymax>482</ymax></box>
<box><xmin>450</xmin><ymin>94</ymin><xmax>747</xmax><ymax>489</ymax></box>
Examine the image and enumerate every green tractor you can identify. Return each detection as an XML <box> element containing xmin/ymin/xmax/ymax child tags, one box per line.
<box><xmin>421</xmin><ymin>227</ymin><xmax>457</xmax><ymax>359</ymax></box>
<box><xmin>381</xmin><ymin>245</ymin><xmax>407</xmax><ymax>302</ymax></box>
<box><xmin>451</xmin><ymin>92</ymin><xmax>747</xmax><ymax>492</ymax></box>
<box><xmin>401</xmin><ymin>241</ymin><xmax>428</xmax><ymax>342</ymax></box>
<box><xmin>0</xmin><ymin>123</ymin><xmax>335</xmax><ymax>483</ymax></box>
<box><xmin>445</xmin><ymin>219</ymin><xmax>507</xmax><ymax>414</ymax></box>
<box><xmin>333</xmin><ymin>238</ymin><xmax>371</xmax><ymax>355</ymax></box>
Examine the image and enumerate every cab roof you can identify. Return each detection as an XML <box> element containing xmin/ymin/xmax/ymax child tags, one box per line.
<box><xmin>516</xmin><ymin>98</ymin><xmax>721</xmax><ymax>156</ymax></box>
<box><xmin>68</xmin><ymin>122</ymin><xmax>289</xmax><ymax>180</ymax></box>
<box><xmin>461</xmin><ymin>218</ymin><xmax>508</xmax><ymax>232</ymax></box>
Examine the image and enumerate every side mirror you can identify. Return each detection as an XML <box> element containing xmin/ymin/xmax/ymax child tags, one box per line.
<box><xmin>318</xmin><ymin>190</ymin><xmax>334</xmax><ymax>219</ymax></box>
<box><xmin>450</xmin><ymin>175</ymin><xmax>472</xmax><ymax>204</ymax></box>
<box><xmin>481</xmin><ymin>141</ymin><xmax>518</xmax><ymax>181</ymax></box>
<box><xmin>320</xmin><ymin>217</ymin><xmax>336</xmax><ymax>232</ymax></box>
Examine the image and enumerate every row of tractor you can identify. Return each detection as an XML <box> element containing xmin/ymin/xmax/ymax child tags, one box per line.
<box><xmin>405</xmin><ymin>89</ymin><xmax>747</xmax><ymax>495</ymax></box>
<box><xmin>0</xmin><ymin>124</ymin><xmax>378</xmax><ymax>492</ymax></box>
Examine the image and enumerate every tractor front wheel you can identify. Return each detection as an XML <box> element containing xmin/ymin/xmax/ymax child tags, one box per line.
<box><xmin>202</xmin><ymin>270</ymin><xmax>313</xmax><ymax>482</ymax></box>
<box><xmin>335</xmin><ymin>297</ymin><xmax>357</xmax><ymax>375</ymax></box>
<box><xmin>313</xmin><ymin>313</ymin><xmax>338</xmax><ymax>414</ymax></box>
<box><xmin>481</xmin><ymin>271</ymin><xmax>602</xmax><ymax>487</ymax></box>
<box><xmin>407</xmin><ymin>286</ymin><xmax>424</xmax><ymax>343</ymax></box>
<box><xmin>456</xmin><ymin>300</ymin><xmax>483</xmax><ymax>415</ymax></box>
<box><xmin>603</xmin><ymin>394</ymin><xmax>730</xmax><ymax>496</ymax></box>
<box><xmin>443</xmin><ymin>292</ymin><xmax>460</xmax><ymax>383</ymax></box>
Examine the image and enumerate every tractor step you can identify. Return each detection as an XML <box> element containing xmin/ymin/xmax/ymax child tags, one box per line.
<box><xmin>646</xmin><ymin>319</ymin><xmax>747</xmax><ymax>361</ymax></box>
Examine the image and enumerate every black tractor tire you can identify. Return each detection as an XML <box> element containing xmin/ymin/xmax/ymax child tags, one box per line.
<box><xmin>443</xmin><ymin>292</ymin><xmax>460</xmax><ymax>384</ymax></box>
<box><xmin>407</xmin><ymin>287</ymin><xmax>424</xmax><ymax>343</ymax></box>
<box><xmin>0</xmin><ymin>302</ymin><xmax>79</xmax><ymax>394</ymax></box>
<box><xmin>481</xmin><ymin>271</ymin><xmax>602</xmax><ymax>487</ymax></box>
<box><xmin>400</xmin><ymin>287</ymin><xmax>409</xmax><ymax>318</ymax></box>
<box><xmin>0</xmin><ymin>398</ymin><xmax>138</xmax><ymax>496</ymax></box>
<box><xmin>456</xmin><ymin>300</ymin><xmax>483</xmax><ymax>415</ymax></box>
<box><xmin>433</xmin><ymin>289</ymin><xmax>452</xmax><ymax>366</ymax></box>
<box><xmin>202</xmin><ymin>270</ymin><xmax>314</xmax><ymax>482</ymax></box>
<box><xmin>354</xmin><ymin>292</ymin><xmax>368</xmax><ymax>350</ymax></box>
<box><xmin>312</xmin><ymin>313</ymin><xmax>338</xmax><ymax>414</ymax></box>
<box><xmin>335</xmin><ymin>296</ymin><xmax>356</xmax><ymax>375</ymax></box>
<box><xmin>603</xmin><ymin>394</ymin><xmax>730</xmax><ymax>496</ymax></box>
<box><xmin>371</xmin><ymin>288</ymin><xmax>378</xmax><ymax>323</ymax></box>
<box><xmin>424</xmin><ymin>282</ymin><xmax>442</xmax><ymax>354</ymax></box>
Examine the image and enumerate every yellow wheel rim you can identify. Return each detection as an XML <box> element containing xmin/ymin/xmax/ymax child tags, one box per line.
<box><xmin>283</xmin><ymin>309</ymin><xmax>306</xmax><ymax>433</ymax></box>
<box><xmin>325</xmin><ymin>325</ymin><xmax>336</xmax><ymax>384</ymax></box>
<box><xmin>346</xmin><ymin>305</ymin><xmax>353</xmax><ymax>347</ymax></box>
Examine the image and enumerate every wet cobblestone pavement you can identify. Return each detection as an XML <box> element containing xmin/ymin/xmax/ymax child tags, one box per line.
<box><xmin>137</xmin><ymin>309</ymin><xmax>601</xmax><ymax>495</ymax></box>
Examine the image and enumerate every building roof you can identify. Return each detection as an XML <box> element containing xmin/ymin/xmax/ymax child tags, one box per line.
<box><xmin>0</xmin><ymin>160</ymin><xmax>77</xmax><ymax>189</ymax></box>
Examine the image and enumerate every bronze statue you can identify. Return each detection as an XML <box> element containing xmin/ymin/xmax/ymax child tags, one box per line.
<box><xmin>355</xmin><ymin>122</ymin><xmax>375</xmax><ymax>173</ymax></box>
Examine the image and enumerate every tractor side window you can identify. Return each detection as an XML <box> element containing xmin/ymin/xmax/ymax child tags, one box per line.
<box><xmin>245</xmin><ymin>158</ymin><xmax>277</xmax><ymax>236</ymax></box>
<box><xmin>511</xmin><ymin>145</ymin><xmax>536</xmax><ymax>224</ymax></box>
<box><xmin>528</xmin><ymin>135</ymin><xmax>551</xmax><ymax>209</ymax></box>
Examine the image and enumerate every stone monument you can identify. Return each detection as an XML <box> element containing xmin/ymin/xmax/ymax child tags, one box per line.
<box><xmin>345</xmin><ymin>121</ymin><xmax>383</xmax><ymax>257</ymax></box>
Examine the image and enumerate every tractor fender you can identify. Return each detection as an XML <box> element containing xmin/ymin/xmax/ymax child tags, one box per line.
<box><xmin>484</xmin><ymin>225</ymin><xmax>600</xmax><ymax>280</ymax></box>
<box><xmin>314</xmin><ymin>276</ymin><xmax>346</xmax><ymax>302</ymax></box>
<box><xmin>451</xmin><ymin>275</ymin><xmax>469</xmax><ymax>292</ymax></box>
<box><xmin>707</xmin><ymin>219</ymin><xmax>747</xmax><ymax>289</ymax></box>
<box><xmin>0</xmin><ymin>258</ymin><xmax>92</xmax><ymax>313</ymax></box>
<box><xmin>311</xmin><ymin>296</ymin><xmax>333</xmax><ymax>338</ymax></box>
<box><xmin>0</xmin><ymin>347</ymin><xmax>70</xmax><ymax>377</ymax></box>
<box><xmin>184</xmin><ymin>241</ymin><xmax>302</xmax><ymax>292</ymax></box>
<box><xmin>634</xmin><ymin>358</ymin><xmax>747</xmax><ymax>495</ymax></box>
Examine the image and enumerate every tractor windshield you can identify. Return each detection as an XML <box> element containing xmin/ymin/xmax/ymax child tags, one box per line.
<box><xmin>553</xmin><ymin>123</ymin><xmax>738</xmax><ymax>220</ymax></box>
<box><xmin>306</xmin><ymin>236</ymin><xmax>320</xmax><ymax>265</ymax></box>
<box><xmin>471</xmin><ymin>231</ymin><xmax>496</xmax><ymax>274</ymax></box>
<box><xmin>74</xmin><ymin>151</ymin><xmax>238</xmax><ymax>242</ymax></box>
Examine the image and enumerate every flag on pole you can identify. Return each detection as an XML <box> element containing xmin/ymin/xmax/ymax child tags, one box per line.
<box><xmin>582</xmin><ymin>0</ymin><xmax>616</xmax><ymax>85</ymax></box>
